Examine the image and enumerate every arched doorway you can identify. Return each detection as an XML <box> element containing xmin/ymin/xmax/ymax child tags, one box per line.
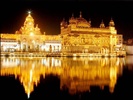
<box><xmin>49</xmin><ymin>45</ymin><xmax>52</xmax><ymax>53</ymax></box>
<box><xmin>23</xmin><ymin>44</ymin><xmax>26</xmax><ymax>52</ymax></box>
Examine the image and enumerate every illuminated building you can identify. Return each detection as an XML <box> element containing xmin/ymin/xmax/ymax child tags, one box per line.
<box><xmin>60</xmin><ymin>12</ymin><xmax>125</xmax><ymax>56</ymax></box>
<box><xmin>0</xmin><ymin>11</ymin><xmax>61</xmax><ymax>53</ymax></box>
<box><xmin>0</xmin><ymin>11</ymin><xmax>126</xmax><ymax>56</ymax></box>
<box><xmin>125</xmin><ymin>38</ymin><xmax>133</xmax><ymax>54</ymax></box>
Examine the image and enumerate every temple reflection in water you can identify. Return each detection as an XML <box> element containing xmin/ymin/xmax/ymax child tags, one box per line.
<box><xmin>0</xmin><ymin>57</ymin><xmax>125</xmax><ymax>98</ymax></box>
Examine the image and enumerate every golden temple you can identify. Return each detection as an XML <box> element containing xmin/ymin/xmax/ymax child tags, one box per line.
<box><xmin>0</xmin><ymin>11</ymin><xmax>126</xmax><ymax>57</ymax></box>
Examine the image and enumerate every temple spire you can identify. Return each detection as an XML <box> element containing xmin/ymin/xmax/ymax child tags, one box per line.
<box><xmin>89</xmin><ymin>18</ymin><xmax>91</xmax><ymax>24</ymax></box>
<box><xmin>72</xmin><ymin>13</ymin><xmax>74</xmax><ymax>17</ymax></box>
<box><xmin>27</xmin><ymin>10</ymin><xmax>32</xmax><ymax>17</ymax></box>
<box><xmin>19</xmin><ymin>11</ymin><xmax>41</xmax><ymax>35</ymax></box>
<box><xmin>109</xmin><ymin>17</ymin><xmax>115</xmax><ymax>27</ymax></box>
<box><xmin>28</xmin><ymin>11</ymin><xmax>31</xmax><ymax>14</ymax></box>
<box><xmin>79</xmin><ymin>11</ymin><xmax>82</xmax><ymax>18</ymax></box>
<box><xmin>100</xmin><ymin>19</ymin><xmax>105</xmax><ymax>28</ymax></box>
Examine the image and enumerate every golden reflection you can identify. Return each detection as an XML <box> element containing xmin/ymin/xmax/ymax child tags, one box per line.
<box><xmin>125</xmin><ymin>55</ymin><xmax>133</xmax><ymax>71</ymax></box>
<box><xmin>1</xmin><ymin>57</ymin><xmax>125</xmax><ymax>98</ymax></box>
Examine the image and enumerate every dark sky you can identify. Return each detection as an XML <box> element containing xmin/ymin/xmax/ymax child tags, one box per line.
<box><xmin>0</xmin><ymin>0</ymin><xmax>133</xmax><ymax>40</ymax></box>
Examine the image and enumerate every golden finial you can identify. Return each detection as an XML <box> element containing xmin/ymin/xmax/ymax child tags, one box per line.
<box><xmin>109</xmin><ymin>17</ymin><xmax>115</xmax><ymax>27</ymax></box>
<box><xmin>100</xmin><ymin>19</ymin><xmax>105</xmax><ymax>28</ymax></box>
<box><xmin>71</xmin><ymin>13</ymin><xmax>74</xmax><ymax>19</ymax></box>
<box><xmin>72</xmin><ymin>13</ymin><xmax>74</xmax><ymax>17</ymax></box>
<box><xmin>80</xmin><ymin>11</ymin><xmax>82</xmax><ymax>18</ymax></box>
<box><xmin>89</xmin><ymin>18</ymin><xmax>91</xmax><ymax>23</ymax></box>
<box><xmin>28</xmin><ymin>10</ymin><xmax>31</xmax><ymax>15</ymax></box>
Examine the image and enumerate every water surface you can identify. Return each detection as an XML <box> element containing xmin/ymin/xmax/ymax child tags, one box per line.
<box><xmin>0</xmin><ymin>56</ymin><xmax>133</xmax><ymax>99</ymax></box>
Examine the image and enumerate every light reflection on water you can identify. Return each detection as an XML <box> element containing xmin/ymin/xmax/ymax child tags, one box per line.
<box><xmin>0</xmin><ymin>56</ymin><xmax>132</xmax><ymax>98</ymax></box>
<box><xmin>125</xmin><ymin>55</ymin><xmax>133</xmax><ymax>70</ymax></box>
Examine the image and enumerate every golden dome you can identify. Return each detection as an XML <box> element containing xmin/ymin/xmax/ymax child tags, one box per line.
<box><xmin>19</xmin><ymin>12</ymin><xmax>42</xmax><ymax>35</ymax></box>
<box><xmin>100</xmin><ymin>20</ymin><xmax>105</xmax><ymax>28</ymax></box>
<box><xmin>109</xmin><ymin>18</ymin><xmax>115</xmax><ymax>27</ymax></box>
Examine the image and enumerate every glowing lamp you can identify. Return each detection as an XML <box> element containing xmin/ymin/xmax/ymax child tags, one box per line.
<box><xmin>28</xmin><ymin>11</ymin><xmax>31</xmax><ymax>14</ymax></box>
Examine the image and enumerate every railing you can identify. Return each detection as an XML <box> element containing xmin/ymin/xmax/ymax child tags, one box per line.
<box><xmin>1</xmin><ymin>51</ymin><xmax>126</xmax><ymax>58</ymax></box>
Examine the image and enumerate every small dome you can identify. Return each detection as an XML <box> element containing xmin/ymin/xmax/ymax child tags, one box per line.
<box><xmin>100</xmin><ymin>20</ymin><xmax>105</xmax><ymax>28</ymax></box>
<box><xmin>109</xmin><ymin>18</ymin><xmax>115</xmax><ymax>27</ymax></box>
<box><xmin>76</xmin><ymin>17</ymin><xmax>88</xmax><ymax>23</ymax></box>
<box><xmin>76</xmin><ymin>11</ymin><xmax>88</xmax><ymax>23</ymax></box>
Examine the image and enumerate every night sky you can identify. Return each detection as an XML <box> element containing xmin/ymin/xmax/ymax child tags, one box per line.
<box><xmin>0</xmin><ymin>0</ymin><xmax>133</xmax><ymax>40</ymax></box>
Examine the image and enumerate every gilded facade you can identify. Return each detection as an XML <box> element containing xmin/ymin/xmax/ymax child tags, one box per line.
<box><xmin>60</xmin><ymin>12</ymin><xmax>124</xmax><ymax>56</ymax></box>
<box><xmin>1</xmin><ymin>12</ymin><xmax>61</xmax><ymax>53</ymax></box>
<box><xmin>0</xmin><ymin>11</ymin><xmax>125</xmax><ymax>56</ymax></box>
